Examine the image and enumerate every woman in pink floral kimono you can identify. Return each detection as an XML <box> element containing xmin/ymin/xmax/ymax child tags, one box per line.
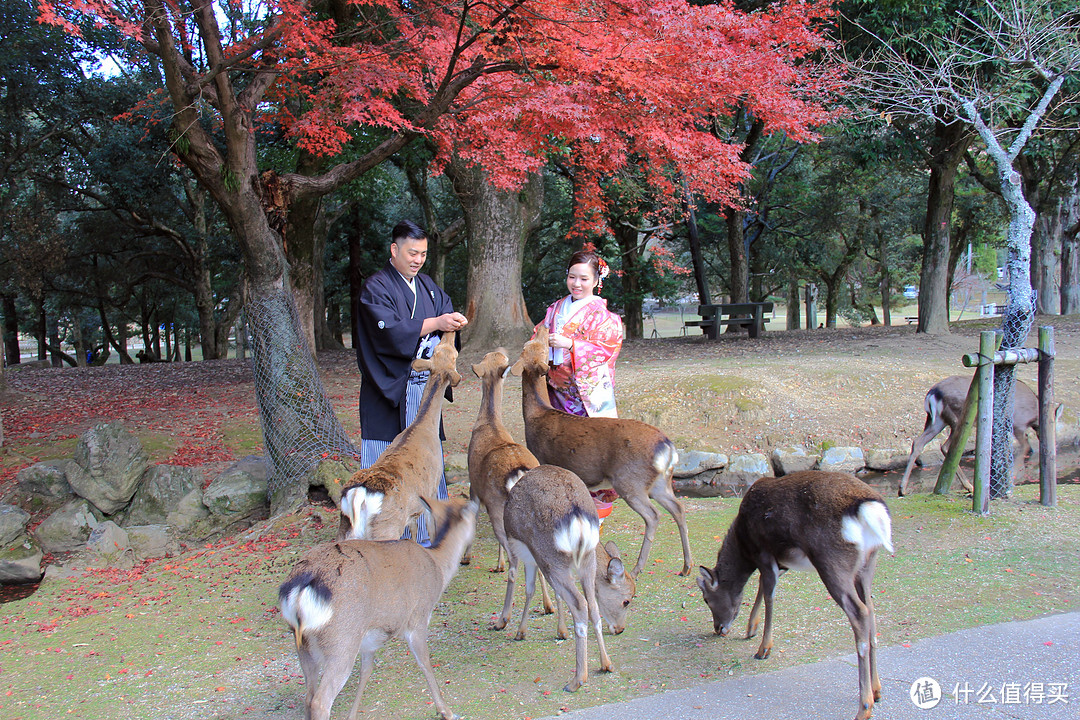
<box><xmin>534</xmin><ymin>250</ymin><xmax>623</xmax><ymax>418</ymax></box>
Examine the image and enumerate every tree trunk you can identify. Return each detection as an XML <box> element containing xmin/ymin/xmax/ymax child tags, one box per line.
<box><xmin>1062</xmin><ymin>171</ymin><xmax>1080</xmax><ymax>314</ymax></box>
<box><xmin>879</xmin><ymin>271</ymin><xmax>892</xmax><ymax>326</ymax></box>
<box><xmin>447</xmin><ymin>158</ymin><xmax>542</xmax><ymax>351</ymax></box>
<box><xmin>613</xmin><ymin>222</ymin><xmax>644</xmax><ymax>339</ymax></box>
<box><xmin>2</xmin><ymin>295</ymin><xmax>19</xmax><ymax>366</ymax></box>
<box><xmin>725</xmin><ymin>208</ymin><xmax>749</xmax><ymax>305</ymax></box>
<box><xmin>786</xmin><ymin>279</ymin><xmax>801</xmax><ymax>329</ymax></box>
<box><xmin>1031</xmin><ymin>203</ymin><xmax>1060</xmax><ymax>315</ymax></box>
<box><xmin>284</xmin><ymin>152</ymin><xmax>326</xmax><ymax>356</ymax></box>
<box><xmin>682</xmin><ymin>178</ymin><xmax>711</xmax><ymax>305</ymax></box>
<box><xmin>918</xmin><ymin>120</ymin><xmax>972</xmax><ymax>334</ymax></box>
<box><xmin>49</xmin><ymin>313</ymin><xmax>61</xmax><ymax>366</ymax></box>
<box><xmin>35</xmin><ymin>296</ymin><xmax>47</xmax><ymax>360</ymax></box>
<box><xmin>347</xmin><ymin>205</ymin><xmax>366</xmax><ymax>349</ymax></box>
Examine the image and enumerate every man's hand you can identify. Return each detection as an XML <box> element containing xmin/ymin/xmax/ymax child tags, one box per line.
<box><xmin>436</xmin><ymin>312</ymin><xmax>469</xmax><ymax>332</ymax></box>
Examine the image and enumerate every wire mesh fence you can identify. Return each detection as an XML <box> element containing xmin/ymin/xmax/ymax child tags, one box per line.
<box><xmin>989</xmin><ymin>275</ymin><xmax>1036</xmax><ymax>498</ymax></box>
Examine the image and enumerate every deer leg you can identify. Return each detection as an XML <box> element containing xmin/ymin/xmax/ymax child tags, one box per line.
<box><xmin>489</xmin><ymin>503</ymin><xmax>509</xmax><ymax>573</ymax></box>
<box><xmin>515</xmin><ymin>560</ymin><xmax>540</xmax><ymax>641</ymax></box>
<box><xmin>754</xmin><ymin>562</ymin><xmax>780</xmax><ymax>660</ymax></box>
<box><xmin>619</xmin><ymin>490</ymin><xmax>662</xmax><ymax>577</ymax></box>
<box><xmin>582</xmin><ymin>553</ymin><xmax>613</xmax><ymax>673</ymax></box>
<box><xmin>555</xmin><ymin>587</ymin><xmax>568</xmax><ymax>640</ymax></box>
<box><xmin>494</xmin><ymin>549</ymin><xmax>520</xmax><ymax>631</ymax></box>
<box><xmin>404</xmin><ymin>628</ymin><xmax>458</xmax><ymax>720</ymax></box>
<box><xmin>745</xmin><ymin>580</ymin><xmax>764</xmax><ymax>639</ymax></box>
<box><xmin>308</xmin><ymin>645</ymin><xmax>362</xmax><ymax>720</ymax></box>
<box><xmin>822</xmin><ymin>570</ymin><xmax>875</xmax><ymax>720</ymax></box>
<box><xmin>297</xmin><ymin>643</ymin><xmax>320</xmax><ymax>709</ymax></box>
<box><xmin>547</xmin><ymin>572</ymin><xmax>590</xmax><ymax>692</ymax></box>
<box><xmin>648</xmin><ymin>478</ymin><xmax>693</xmax><ymax>576</ymax></box>
<box><xmin>344</xmin><ymin>649</ymin><xmax>377</xmax><ymax>720</ymax></box>
<box><xmin>856</xmin><ymin>554</ymin><xmax>882</xmax><ymax>702</ymax></box>
<box><xmin>898</xmin><ymin>415</ymin><xmax>946</xmax><ymax>497</ymax></box>
<box><xmin>539</xmin><ymin>570</ymin><xmax>556</xmax><ymax>614</ymax></box>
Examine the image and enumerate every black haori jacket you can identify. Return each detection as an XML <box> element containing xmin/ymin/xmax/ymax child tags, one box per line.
<box><xmin>354</xmin><ymin>262</ymin><xmax>455</xmax><ymax>441</ymax></box>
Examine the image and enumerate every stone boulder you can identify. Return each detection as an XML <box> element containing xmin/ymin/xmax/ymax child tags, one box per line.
<box><xmin>204</xmin><ymin>456</ymin><xmax>268</xmax><ymax>518</ymax></box>
<box><xmin>305</xmin><ymin>457</ymin><xmax>364</xmax><ymax>505</ymax></box>
<box><xmin>0</xmin><ymin>504</ymin><xmax>30</xmax><ymax>546</ymax></box>
<box><xmin>15</xmin><ymin>460</ymin><xmax>74</xmax><ymax>505</ymax></box>
<box><xmin>0</xmin><ymin>535</ymin><xmax>44</xmax><ymax>583</ymax></box>
<box><xmin>166</xmin><ymin>490</ymin><xmax>211</xmax><ymax>536</ymax></box>
<box><xmin>818</xmin><ymin>446</ymin><xmax>865</xmax><ymax>473</ymax></box>
<box><xmin>674</xmin><ymin>450</ymin><xmax>728</xmax><ymax>478</ymax></box>
<box><xmin>124</xmin><ymin>465</ymin><xmax>200</xmax><ymax>526</ymax></box>
<box><xmin>126</xmin><ymin>524</ymin><xmax>180</xmax><ymax>559</ymax></box>
<box><xmin>85</xmin><ymin>521</ymin><xmax>133</xmax><ymax>569</ymax></box>
<box><xmin>864</xmin><ymin>446</ymin><xmax>911</xmax><ymax>472</ymax></box>
<box><xmin>712</xmin><ymin>453</ymin><xmax>774</xmax><ymax>495</ymax></box>
<box><xmin>67</xmin><ymin>423</ymin><xmax>150</xmax><ymax>514</ymax></box>
<box><xmin>33</xmin><ymin>498</ymin><xmax>103</xmax><ymax>553</ymax></box>
<box><xmin>769</xmin><ymin>446</ymin><xmax>819</xmax><ymax>476</ymax></box>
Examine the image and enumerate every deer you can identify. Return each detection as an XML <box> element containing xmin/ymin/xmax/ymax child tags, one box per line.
<box><xmin>465</xmin><ymin>348</ymin><xmax>557</xmax><ymax>614</ymax></box>
<box><xmin>338</xmin><ymin>331</ymin><xmax>461</xmax><ymax>541</ymax></box>
<box><xmin>279</xmin><ymin>495</ymin><xmax>479</xmax><ymax>720</ymax></box>
<box><xmin>493</xmin><ymin>464</ymin><xmax>635</xmax><ymax>692</ymax></box>
<box><xmin>511</xmin><ymin>326</ymin><xmax>692</xmax><ymax>577</ymax></box>
<box><xmin>697</xmin><ymin>470</ymin><xmax>893</xmax><ymax>720</ymax></box>
<box><xmin>897</xmin><ymin>374</ymin><xmax>1059</xmax><ymax>497</ymax></box>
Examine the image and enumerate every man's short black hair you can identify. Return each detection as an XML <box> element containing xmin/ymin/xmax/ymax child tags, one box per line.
<box><xmin>392</xmin><ymin>220</ymin><xmax>427</xmax><ymax>244</ymax></box>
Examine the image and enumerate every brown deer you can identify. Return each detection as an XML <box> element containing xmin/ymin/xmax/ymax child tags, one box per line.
<box><xmin>338</xmin><ymin>332</ymin><xmax>461</xmax><ymax>541</ymax></box>
<box><xmin>697</xmin><ymin>471</ymin><xmax>893</xmax><ymax>720</ymax></box>
<box><xmin>465</xmin><ymin>349</ymin><xmax>556</xmax><ymax>613</ymax></box>
<box><xmin>494</xmin><ymin>464</ymin><xmax>635</xmax><ymax>692</ymax></box>
<box><xmin>279</xmin><ymin>496</ymin><xmax>479</xmax><ymax>720</ymax></box>
<box><xmin>897</xmin><ymin>375</ymin><xmax>1056</xmax><ymax>496</ymax></box>
<box><xmin>512</xmin><ymin>326</ymin><xmax>692</xmax><ymax>577</ymax></box>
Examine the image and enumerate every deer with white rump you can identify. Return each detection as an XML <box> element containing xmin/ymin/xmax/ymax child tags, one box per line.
<box><xmin>338</xmin><ymin>332</ymin><xmax>460</xmax><ymax>541</ymax></box>
<box><xmin>279</xmin><ymin>496</ymin><xmax>479</xmax><ymax>720</ymax></box>
<box><xmin>512</xmin><ymin>326</ymin><xmax>692</xmax><ymax>577</ymax></box>
<box><xmin>494</xmin><ymin>464</ymin><xmax>635</xmax><ymax>692</ymax></box>
<box><xmin>697</xmin><ymin>471</ymin><xmax>893</xmax><ymax>720</ymax></box>
<box><xmin>897</xmin><ymin>374</ymin><xmax>1057</xmax><ymax>497</ymax></box>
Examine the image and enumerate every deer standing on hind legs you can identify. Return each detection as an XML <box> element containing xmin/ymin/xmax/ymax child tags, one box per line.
<box><xmin>465</xmin><ymin>348</ymin><xmax>556</xmax><ymax>614</ymax></box>
<box><xmin>494</xmin><ymin>464</ymin><xmax>635</xmax><ymax>692</ymax></box>
<box><xmin>512</xmin><ymin>326</ymin><xmax>692</xmax><ymax>577</ymax></box>
<box><xmin>337</xmin><ymin>332</ymin><xmax>461</xmax><ymax>541</ymax></box>
<box><xmin>279</xmin><ymin>496</ymin><xmax>479</xmax><ymax>720</ymax></box>
<box><xmin>897</xmin><ymin>375</ymin><xmax>1056</xmax><ymax>497</ymax></box>
<box><xmin>697</xmin><ymin>471</ymin><xmax>893</xmax><ymax>720</ymax></box>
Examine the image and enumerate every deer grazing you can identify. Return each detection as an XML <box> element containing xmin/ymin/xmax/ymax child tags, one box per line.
<box><xmin>512</xmin><ymin>326</ymin><xmax>692</xmax><ymax>577</ymax></box>
<box><xmin>697</xmin><ymin>471</ymin><xmax>893</xmax><ymax>720</ymax></box>
<box><xmin>897</xmin><ymin>374</ymin><xmax>1056</xmax><ymax>497</ymax></box>
<box><xmin>465</xmin><ymin>348</ymin><xmax>557</xmax><ymax>613</ymax></box>
<box><xmin>279</xmin><ymin>496</ymin><xmax>479</xmax><ymax>720</ymax></box>
<box><xmin>338</xmin><ymin>332</ymin><xmax>461</xmax><ymax>541</ymax></box>
<box><xmin>494</xmin><ymin>464</ymin><xmax>635</xmax><ymax>692</ymax></box>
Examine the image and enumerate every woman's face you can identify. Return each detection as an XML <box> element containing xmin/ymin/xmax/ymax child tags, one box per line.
<box><xmin>566</xmin><ymin>262</ymin><xmax>598</xmax><ymax>301</ymax></box>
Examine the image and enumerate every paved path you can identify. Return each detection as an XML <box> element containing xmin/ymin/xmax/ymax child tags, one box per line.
<box><xmin>538</xmin><ymin>611</ymin><xmax>1079</xmax><ymax>720</ymax></box>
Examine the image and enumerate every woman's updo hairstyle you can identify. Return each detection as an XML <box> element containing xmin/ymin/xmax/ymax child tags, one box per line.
<box><xmin>566</xmin><ymin>250</ymin><xmax>610</xmax><ymax>291</ymax></box>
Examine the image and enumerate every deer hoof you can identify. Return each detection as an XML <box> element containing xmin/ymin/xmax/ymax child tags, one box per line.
<box><xmin>491</xmin><ymin>618</ymin><xmax>508</xmax><ymax>631</ymax></box>
<box><xmin>514</xmin><ymin>630</ymin><xmax>526</xmax><ymax>641</ymax></box>
<box><xmin>563</xmin><ymin>679</ymin><xmax>582</xmax><ymax>693</ymax></box>
<box><xmin>677</xmin><ymin>564</ymin><xmax>692</xmax><ymax>577</ymax></box>
<box><xmin>754</xmin><ymin>646</ymin><xmax>772</xmax><ymax>660</ymax></box>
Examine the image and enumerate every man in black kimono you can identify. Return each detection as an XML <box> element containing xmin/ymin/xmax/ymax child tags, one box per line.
<box><xmin>354</xmin><ymin>220</ymin><xmax>467</xmax><ymax>543</ymax></box>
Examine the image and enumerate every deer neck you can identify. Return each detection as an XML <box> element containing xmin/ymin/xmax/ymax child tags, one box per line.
<box><xmin>716</xmin><ymin>524</ymin><xmax>758</xmax><ymax>590</ymax></box>
<box><xmin>521</xmin><ymin>369</ymin><xmax>554</xmax><ymax>420</ymax></box>
<box><xmin>403</xmin><ymin>372</ymin><xmax>449</xmax><ymax>438</ymax></box>
<box><xmin>474</xmin><ymin>375</ymin><xmax>505</xmax><ymax>431</ymax></box>
<box><xmin>426</xmin><ymin>520</ymin><xmax>475</xmax><ymax>591</ymax></box>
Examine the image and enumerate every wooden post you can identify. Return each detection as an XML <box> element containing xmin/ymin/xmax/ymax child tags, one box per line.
<box><xmin>1038</xmin><ymin>326</ymin><xmax>1056</xmax><ymax>507</ymax></box>
<box><xmin>973</xmin><ymin>330</ymin><xmax>996</xmax><ymax>515</ymax></box>
<box><xmin>935</xmin><ymin>377</ymin><xmax>979</xmax><ymax>494</ymax></box>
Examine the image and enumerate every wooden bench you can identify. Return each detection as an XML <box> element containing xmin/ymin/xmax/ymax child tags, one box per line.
<box><xmin>685</xmin><ymin>302</ymin><xmax>774</xmax><ymax>339</ymax></box>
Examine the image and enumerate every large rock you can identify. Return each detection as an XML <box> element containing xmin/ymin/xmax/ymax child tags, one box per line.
<box><xmin>85</xmin><ymin>521</ymin><xmax>133</xmax><ymax>568</ymax></box>
<box><xmin>166</xmin><ymin>489</ymin><xmax>210</xmax><ymax>536</ymax></box>
<box><xmin>0</xmin><ymin>535</ymin><xmax>44</xmax><ymax>583</ymax></box>
<box><xmin>769</xmin><ymin>446</ymin><xmax>819</xmax><ymax>476</ymax></box>
<box><xmin>124</xmin><ymin>465</ymin><xmax>200</xmax><ymax>526</ymax></box>
<box><xmin>674</xmin><ymin>450</ymin><xmax>728</xmax><ymax>478</ymax></box>
<box><xmin>712</xmin><ymin>453</ymin><xmax>774</xmax><ymax>494</ymax></box>
<box><xmin>126</xmin><ymin>525</ymin><xmax>180</xmax><ymax>560</ymax></box>
<box><xmin>0</xmin><ymin>504</ymin><xmax>30</xmax><ymax>546</ymax></box>
<box><xmin>204</xmin><ymin>456</ymin><xmax>268</xmax><ymax>517</ymax></box>
<box><xmin>67</xmin><ymin>423</ymin><xmax>150</xmax><ymax>514</ymax></box>
<box><xmin>15</xmin><ymin>460</ymin><xmax>74</xmax><ymax>502</ymax></box>
<box><xmin>864</xmin><ymin>446</ymin><xmax>911</xmax><ymax>472</ymax></box>
<box><xmin>818</xmin><ymin>446</ymin><xmax>865</xmax><ymax>473</ymax></box>
<box><xmin>33</xmin><ymin>498</ymin><xmax>103</xmax><ymax>553</ymax></box>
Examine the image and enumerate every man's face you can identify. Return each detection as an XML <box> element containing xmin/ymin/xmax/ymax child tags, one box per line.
<box><xmin>390</xmin><ymin>237</ymin><xmax>428</xmax><ymax>280</ymax></box>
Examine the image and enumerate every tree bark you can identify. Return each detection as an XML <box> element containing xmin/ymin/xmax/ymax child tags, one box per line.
<box><xmin>447</xmin><ymin>158</ymin><xmax>542</xmax><ymax>351</ymax></box>
<box><xmin>613</xmin><ymin>222</ymin><xmax>645</xmax><ymax>339</ymax></box>
<box><xmin>918</xmin><ymin>120</ymin><xmax>973</xmax><ymax>334</ymax></box>
<box><xmin>786</xmin><ymin>279</ymin><xmax>801</xmax><ymax>329</ymax></box>
<box><xmin>2</xmin><ymin>295</ymin><xmax>19</xmax><ymax>366</ymax></box>
<box><xmin>682</xmin><ymin>178</ymin><xmax>711</xmax><ymax>305</ymax></box>
<box><xmin>1062</xmin><ymin>171</ymin><xmax>1080</xmax><ymax>314</ymax></box>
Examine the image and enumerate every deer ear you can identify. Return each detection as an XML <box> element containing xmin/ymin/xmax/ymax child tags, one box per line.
<box><xmin>509</xmin><ymin>359</ymin><xmax>524</xmax><ymax>377</ymax></box>
<box><xmin>604</xmin><ymin>540</ymin><xmax>621</xmax><ymax>559</ymax></box>
<box><xmin>607</xmin><ymin>557</ymin><xmax>625</xmax><ymax>581</ymax></box>
<box><xmin>472</xmin><ymin>363</ymin><xmax>483</xmax><ymax>379</ymax></box>
<box><xmin>412</xmin><ymin>358</ymin><xmax>433</xmax><ymax>373</ymax></box>
<box><xmin>449</xmin><ymin>369</ymin><xmax>462</xmax><ymax>387</ymax></box>
<box><xmin>697</xmin><ymin>566</ymin><xmax>718</xmax><ymax>591</ymax></box>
